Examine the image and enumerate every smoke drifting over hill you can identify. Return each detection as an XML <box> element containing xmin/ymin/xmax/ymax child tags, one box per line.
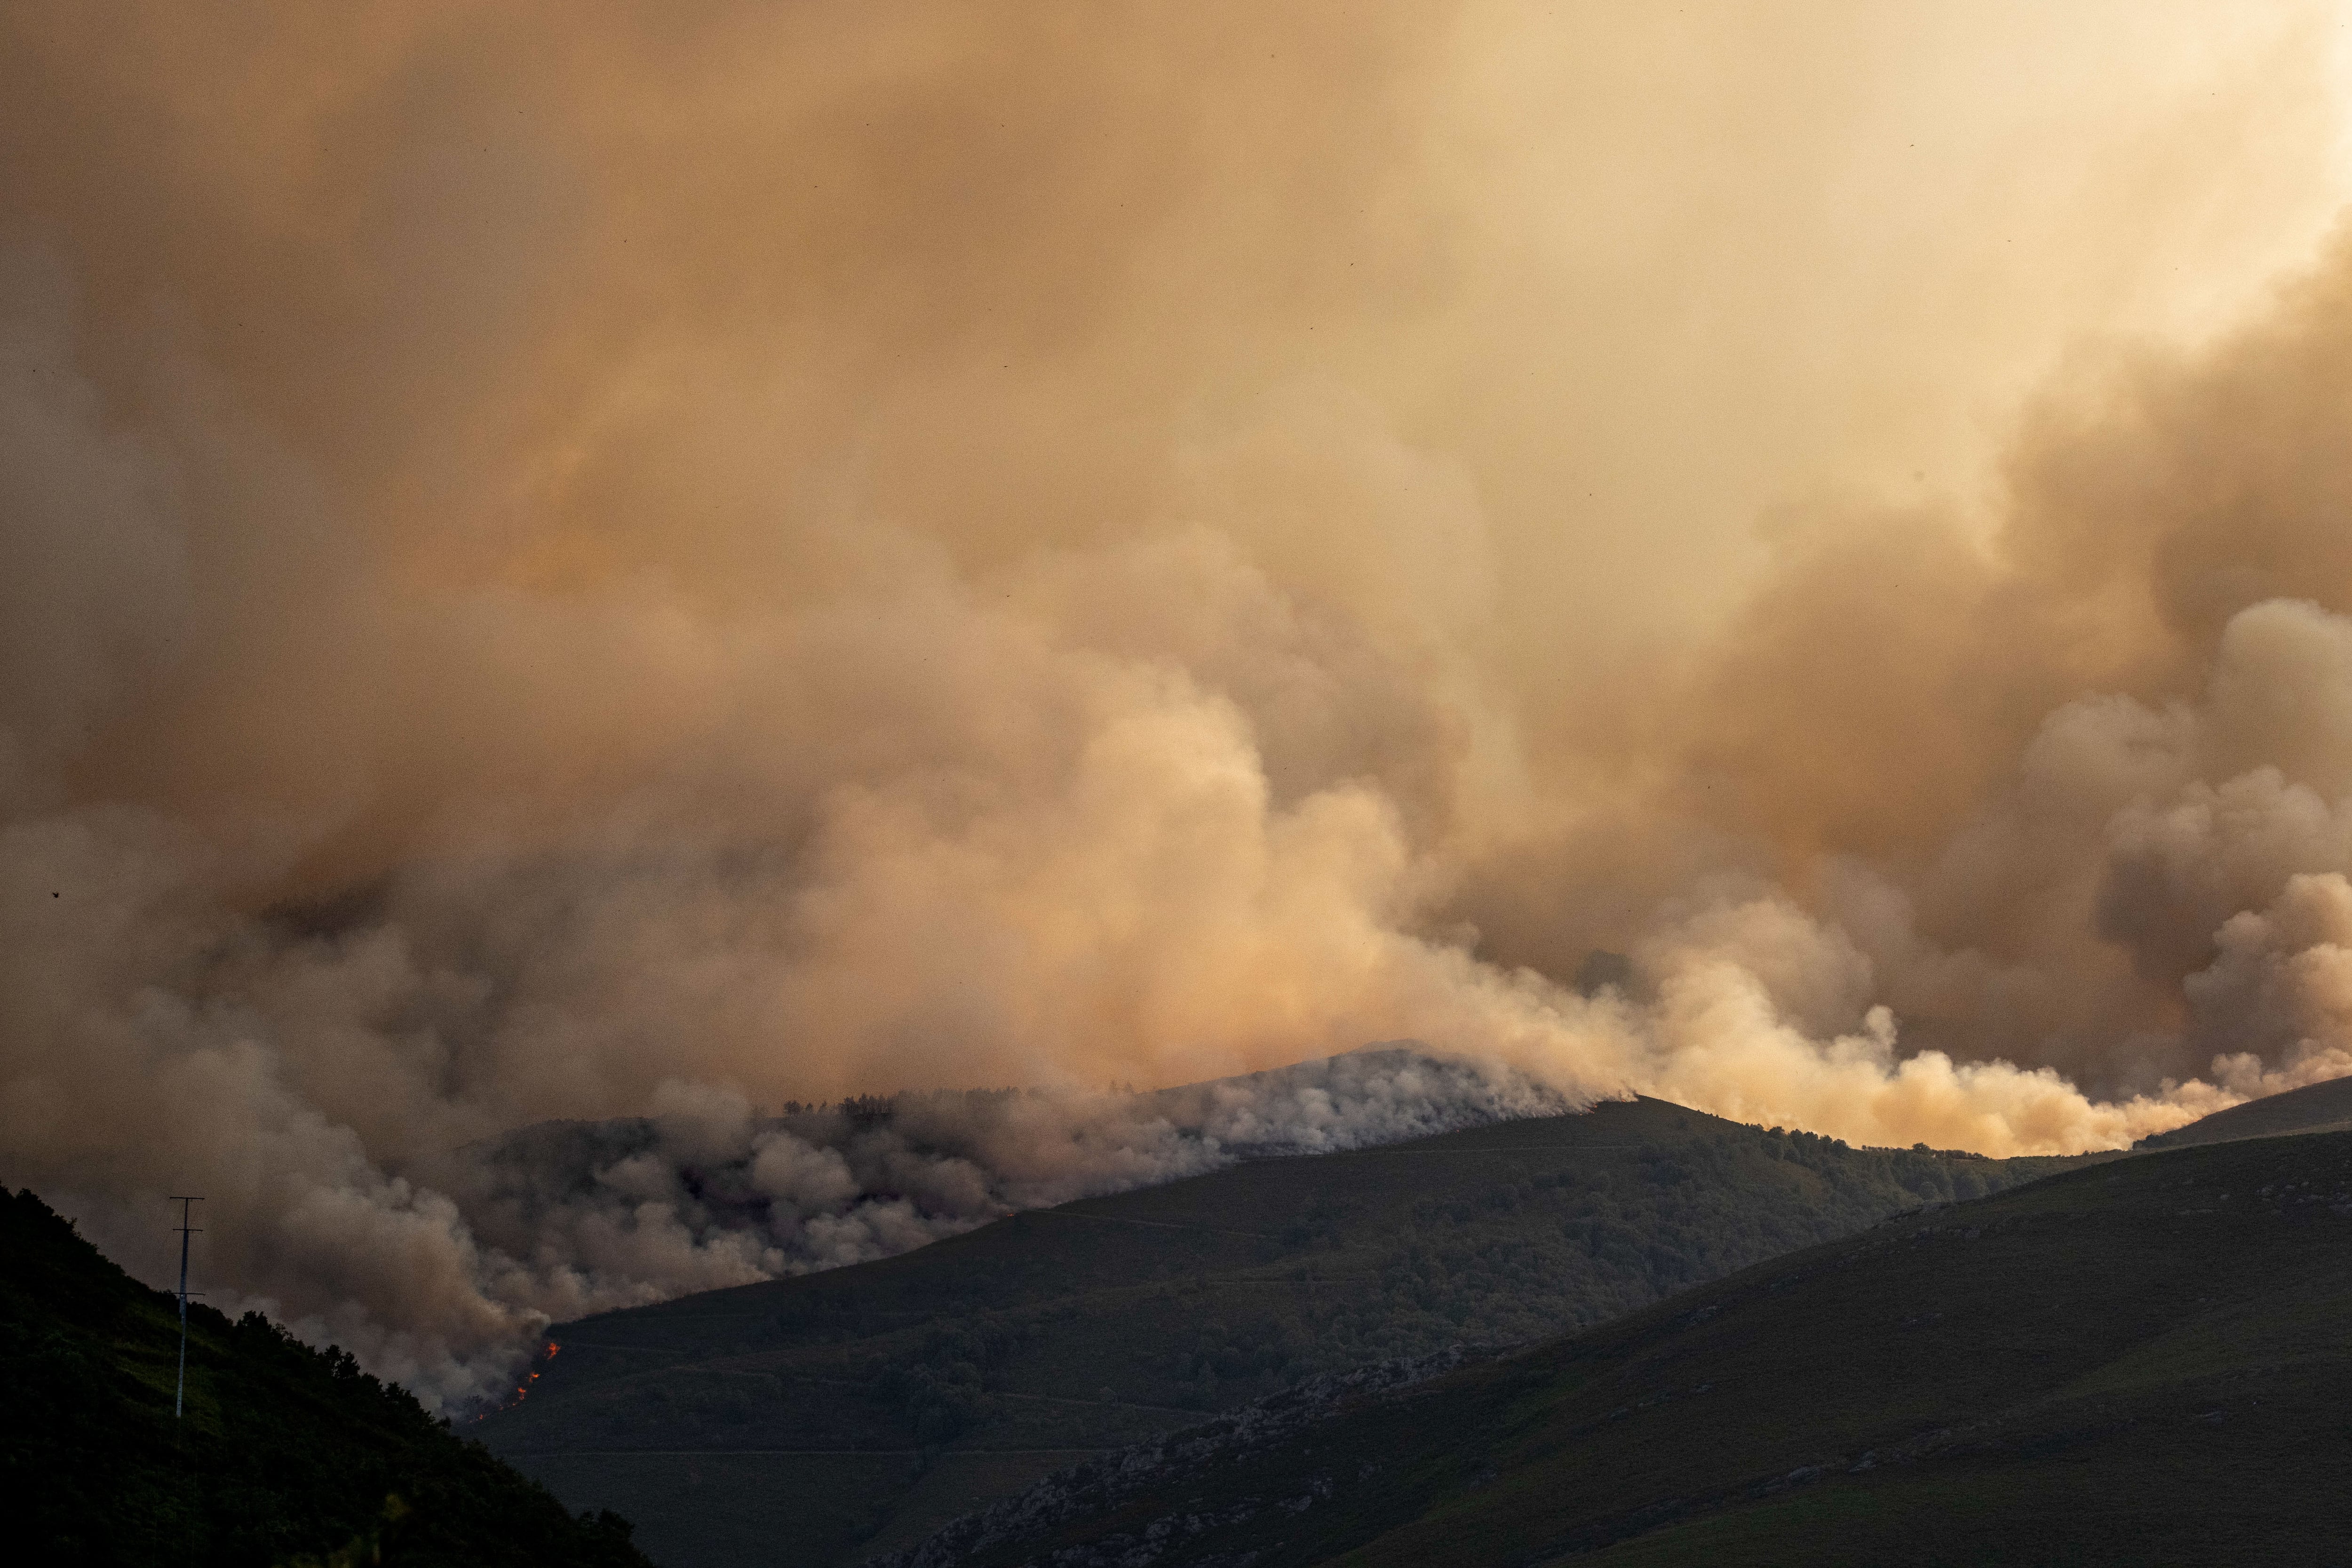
<box><xmin>453</xmin><ymin>1047</ymin><xmax>1572</xmax><ymax>1315</ymax></box>
<box><xmin>8</xmin><ymin>2</ymin><xmax>2352</xmax><ymax>1401</ymax></box>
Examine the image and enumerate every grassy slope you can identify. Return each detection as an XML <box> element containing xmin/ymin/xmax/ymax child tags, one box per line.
<box><xmin>939</xmin><ymin>1129</ymin><xmax>2352</xmax><ymax>1568</ymax></box>
<box><xmin>2139</xmin><ymin>1072</ymin><xmax>2352</xmax><ymax>1149</ymax></box>
<box><xmin>477</xmin><ymin>1098</ymin><xmax>2077</xmax><ymax>1567</ymax></box>
<box><xmin>0</xmin><ymin>1188</ymin><xmax>652</xmax><ymax>1568</ymax></box>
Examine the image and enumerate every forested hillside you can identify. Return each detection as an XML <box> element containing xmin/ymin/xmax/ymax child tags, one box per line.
<box><xmin>481</xmin><ymin>1097</ymin><xmax>2081</xmax><ymax>1566</ymax></box>
<box><xmin>902</xmin><ymin>1129</ymin><xmax>2352</xmax><ymax>1566</ymax></box>
<box><xmin>0</xmin><ymin>1188</ymin><xmax>650</xmax><ymax>1567</ymax></box>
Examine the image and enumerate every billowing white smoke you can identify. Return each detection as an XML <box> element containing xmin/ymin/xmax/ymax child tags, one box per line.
<box><xmin>447</xmin><ymin>1046</ymin><xmax>1575</xmax><ymax>1313</ymax></box>
<box><xmin>1626</xmin><ymin>599</ymin><xmax>2352</xmax><ymax>1153</ymax></box>
<box><xmin>32</xmin><ymin>596</ymin><xmax>2352</xmax><ymax>1413</ymax></box>
<box><xmin>12</xmin><ymin>0</ymin><xmax>2352</xmax><ymax>1417</ymax></box>
<box><xmin>13</xmin><ymin>1041</ymin><xmax>1578</xmax><ymax>1408</ymax></box>
<box><xmin>2189</xmin><ymin>873</ymin><xmax>2352</xmax><ymax>1096</ymax></box>
<box><xmin>11</xmin><ymin>280</ymin><xmax>2352</xmax><ymax>1409</ymax></box>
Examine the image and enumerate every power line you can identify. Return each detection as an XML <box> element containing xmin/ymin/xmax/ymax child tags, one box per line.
<box><xmin>170</xmin><ymin>1196</ymin><xmax>204</xmax><ymax>1420</ymax></box>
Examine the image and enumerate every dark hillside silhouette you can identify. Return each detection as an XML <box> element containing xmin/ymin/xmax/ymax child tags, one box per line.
<box><xmin>902</xmin><ymin>1129</ymin><xmax>2352</xmax><ymax>1566</ymax></box>
<box><xmin>2138</xmin><ymin>1073</ymin><xmax>2352</xmax><ymax>1150</ymax></box>
<box><xmin>0</xmin><ymin>1188</ymin><xmax>650</xmax><ymax>1568</ymax></box>
<box><xmin>481</xmin><ymin>1097</ymin><xmax>2079</xmax><ymax>1566</ymax></box>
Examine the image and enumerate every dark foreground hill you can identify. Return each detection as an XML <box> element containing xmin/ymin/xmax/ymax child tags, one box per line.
<box><xmin>479</xmin><ymin>1098</ymin><xmax>2078</xmax><ymax>1567</ymax></box>
<box><xmin>904</xmin><ymin>1129</ymin><xmax>2352</xmax><ymax>1567</ymax></box>
<box><xmin>2138</xmin><ymin>1072</ymin><xmax>2352</xmax><ymax>1149</ymax></box>
<box><xmin>0</xmin><ymin>1188</ymin><xmax>650</xmax><ymax>1568</ymax></box>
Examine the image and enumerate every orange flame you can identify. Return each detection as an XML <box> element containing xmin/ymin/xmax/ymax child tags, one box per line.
<box><xmin>474</xmin><ymin>1344</ymin><xmax>561</xmax><ymax>1419</ymax></box>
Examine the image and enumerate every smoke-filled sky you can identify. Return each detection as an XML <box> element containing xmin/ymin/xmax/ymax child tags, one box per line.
<box><xmin>13</xmin><ymin>1</ymin><xmax>2352</xmax><ymax>1401</ymax></box>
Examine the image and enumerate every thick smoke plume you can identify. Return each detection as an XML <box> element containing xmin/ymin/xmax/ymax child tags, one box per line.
<box><xmin>8</xmin><ymin>1</ymin><xmax>2352</xmax><ymax>1402</ymax></box>
<box><xmin>455</xmin><ymin>1049</ymin><xmax>1572</xmax><ymax>1318</ymax></box>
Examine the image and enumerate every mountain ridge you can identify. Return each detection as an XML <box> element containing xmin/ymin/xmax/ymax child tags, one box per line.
<box><xmin>2137</xmin><ymin>1072</ymin><xmax>2352</xmax><ymax>1150</ymax></box>
<box><xmin>480</xmin><ymin>1094</ymin><xmax>2083</xmax><ymax>1566</ymax></box>
<box><xmin>890</xmin><ymin>1128</ymin><xmax>2352</xmax><ymax>1566</ymax></box>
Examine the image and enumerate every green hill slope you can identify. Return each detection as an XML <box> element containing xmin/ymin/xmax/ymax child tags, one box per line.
<box><xmin>2138</xmin><ymin>1072</ymin><xmax>2352</xmax><ymax>1149</ymax></box>
<box><xmin>907</xmin><ymin>1129</ymin><xmax>2352</xmax><ymax>1567</ymax></box>
<box><xmin>0</xmin><ymin>1188</ymin><xmax>651</xmax><ymax>1568</ymax></box>
<box><xmin>477</xmin><ymin>1098</ymin><xmax>2078</xmax><ymax>1567</ymax></box>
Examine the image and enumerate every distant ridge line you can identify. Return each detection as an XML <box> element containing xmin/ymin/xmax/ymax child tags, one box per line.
<box><xmin>1215</xmin><ymin>1143</ymin><xmax>1653</xmax><ymax>1166</ymax></box>
<box><xmin>1030</xmin><ymin>1210</ymin><xmax>1275</xmax><ymax>1240</ymax></box>
<box><xmin>494</xmin><ymin>1457</ymin><xmax>1110</xmax><ymax>1467</ymax></box>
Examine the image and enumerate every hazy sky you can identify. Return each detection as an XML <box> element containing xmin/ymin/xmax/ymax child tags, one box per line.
<box><xmin>12</xmin><ymin>1</ymin><xmax>2352</xmax><ymax>1396</ymax></box>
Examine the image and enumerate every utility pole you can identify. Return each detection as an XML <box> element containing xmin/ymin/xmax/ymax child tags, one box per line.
<box><xmin>170</xmin><ymin>1196</ymin><xmax>203</xmax><ymax>1420</ymax></box>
